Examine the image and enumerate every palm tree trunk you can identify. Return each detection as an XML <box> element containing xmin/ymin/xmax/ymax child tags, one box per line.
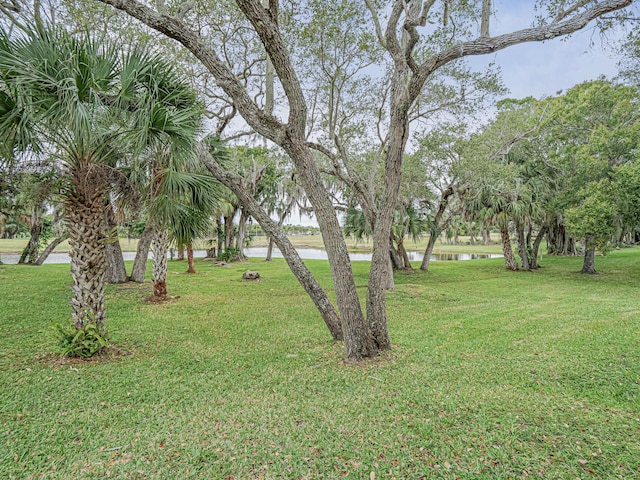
<box><xmin>389</xmin><ymin>236</ymin><xmax>403</xmax><ymax>270</ymax></box>
<box><xmin>152</xmin><ymin>227</ymin><xmax>169</xmax><ymax>298</ymax></box>
<box><xmin>516</xmin><ymin>223</ymin><xmax>530</xmax><ymax>271</ymax></box>
<box><xmin>186</xmin><ymin>241</ymin><xmax>196</xmax><ymax>274</ymax></box>
<box><xmin>469</xmin><ymin>224</ymin><xmax>476</xmax><ymax>245</ymax></box>
<box><xmin>104</xmin><ymin>205</ymin><xmax>127</xmax><ymax>284</ymax></box>
<box><xmin>130</xmin><ymin>222</ymin><xmax>153</xmax><ymax>283</ymax></box>
<box><xmin>398</xmin><ymin>237</ymin><xmax>412</xmax><ymax>270</ymax></box>
<box><xmin>501</xmin><ymin>226</ymin><xmax>518</xmax><ymax>271</ymax></box>
<box><xmin>66</xmin><ymin>170</ymin><xmax>109</xmax><ymax>333</ymax></box>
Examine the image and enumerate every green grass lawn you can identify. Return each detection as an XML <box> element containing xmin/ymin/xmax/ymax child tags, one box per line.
<box><xmin>1</xmin><ymin>250</ymin><xmax>638</xmax><ymax>478</ymax></box>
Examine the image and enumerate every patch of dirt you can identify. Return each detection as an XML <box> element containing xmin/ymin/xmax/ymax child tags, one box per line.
<box><xmin>144</xmin><ymin>295</ymin><xmax>180</xmax><ymax>304</ymax></box>
<box><xmin>39</xmin><ymin>343</ymin><xmax>135</xmax><ymax>367</ymax></box>
<box><xmin>321</xmin><ymin>342</ymin><xmax>402</xmax><ymax>369</ymax></box>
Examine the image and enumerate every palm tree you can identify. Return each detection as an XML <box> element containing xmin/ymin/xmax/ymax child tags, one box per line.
<box><xmin>0</xmin><ymin>25</ymin><xmax>202</xmax><ymax>338</ymax></box>
<box><xmin>145</xmin><ymin>149</ymin><xmax>222</xmax><ymax>294</ymax></box>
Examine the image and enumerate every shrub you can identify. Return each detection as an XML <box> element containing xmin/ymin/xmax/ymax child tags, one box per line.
<box><xmin>53</xmin><ymin>323</ymin><xmax>109</xmax><ymax>358</ymax></box>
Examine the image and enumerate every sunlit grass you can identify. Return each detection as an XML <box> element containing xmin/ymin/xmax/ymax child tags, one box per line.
<box><xmin>0</xmin><ymin>248</ymin><xmax>638</xmax><ymax>478</ymax></box>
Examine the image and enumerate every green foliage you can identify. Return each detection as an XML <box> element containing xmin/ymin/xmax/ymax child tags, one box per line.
<box><xmin>565</xmin><ymin>180</ymin><xmax>618</xmax><ymax>253</ymax></box>
<box><xmin>614</xmin><ymin>160</ymin><xmax>640</xmax><ymax>232</ymax></box>
<box><xmin>216</xmin><ymin>247</ymin><xmax>242</xmax><ymax>262</ymax></box>
<box><xmin>52</xmin><ymin>323</ymin><xmax>109</xmax><ymax>358</ymax></box>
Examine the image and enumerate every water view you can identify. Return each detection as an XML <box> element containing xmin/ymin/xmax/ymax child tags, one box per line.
<box><xmin>1</xmin><ymin>247</ymin><xmax>502</xmax><ymax>264</ymax></box>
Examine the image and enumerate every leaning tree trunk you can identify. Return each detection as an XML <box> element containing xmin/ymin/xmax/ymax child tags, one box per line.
<box><xmin>201</xmin><ymin>149</ymin><xmax>343</xmax><ymax>342</ymax></box>
<box><xmin>35</xmin><ymin>234</ymin><xmax>69</xmax><ymax>265</ymax></box>
<box><xmin>397</xmin><ymin>236</ymin><xmax>412</xmax><ymax>270</ymax></box>
<box><xmin>530</xmin><ymin>224</ymin><xmax>548</xmax><ymax>270</ymax></box>
<box><xmin>104</xmin><ymin>205</ymin><xmax>127</xmax><ymax>284</ymax></box>
<box><xmin>581</xmin><ymin>236</ymin><xmax>597</xmax><ymax>274</ymax></box>
<box><xmin>285</xmin><ymin>142</ymin><xmax>373</xmax><ymax>357</ymax></box>
<box><xmin>500</xmin><ymin>226</ymin><xmax>518</xmax><ymax>271</ymax></box>
<box><xmin>420</xmin><ymin>232</ymin><xmax>439</xmax><ymax>271</ymax></box>
<box><xmin>130</xmin><ymin>222</ymin><xmax>154</xmax><ymax>283</ymax></box>
<box><xmin>19</xmin><ymin>204</ymin><xmax>44</xmax><ymax>264</ymax></box>
<box><xmin>66</xmin><ymin>167</ymin><xmax>109</xmax><ymax>333</ymax></box>
<box><xmin>186</xmin><ymin>241</ymin><xmax>196</xmax><ymax>274</ymax></box>
<box><xmin>389</xmin><ymin>239</ymin><xmax>403</xmax><ymax>270</ymax></box>
<box><xmin>151</xmin><ymin>227</ymin><xmax>169</xmax><ymax>298</ymax></box>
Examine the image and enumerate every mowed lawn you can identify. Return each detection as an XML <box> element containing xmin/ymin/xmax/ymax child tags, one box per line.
<box><xmin>0</xmin><ymin>249</ymin><xmax>639</xmax><ymax>479</ymax></box>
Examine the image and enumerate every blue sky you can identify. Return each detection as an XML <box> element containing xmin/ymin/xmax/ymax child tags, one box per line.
<box><xmin>470</xmin><ymin>1</ymin><xmax>624</xmax><ymax>100</ymax></box>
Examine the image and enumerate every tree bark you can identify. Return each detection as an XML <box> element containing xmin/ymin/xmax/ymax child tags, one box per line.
<box><xmin>420</xmin><ymin>233</ymin><xmax>438</xmax><ymax>272</ymax></box>
<box><xmin>177</xmin><ymin>244</ymin><xmax>185</xmax><ymax>261</ymax></box>
<box><xmin>66</xmin><ymin>167</ymin><xmax>109</xmax><ymax>333</ymax></box>
<box><xmin>236</xmin><ymin>208</ymin><xmax>249</xmax><ymax>259</ymax></box>
<box><xmin>398</xmin><ymin>236</ymin><xmax>412</xmax><ymax>270</ymax></box>
<box><xmin>105</xmin><ymin>236</ymin><xmax>127</xmax><ymax>283</ymax></box>
<box><xmin>130</xmin><ymin>221</ymin><xmax>153</xmax><ymax>283</ymax></box>
<box><xmin>547</xmin><ymin>218</ymin><xmax>577</xmax><ymax>255</ymax></box>
<box><xmin>266</xmin><ymin>238</ymin><xmax>275</xmax><ymax>261</ymax></box>
<box><xmin>216</xmin><ymin>216</ymin><xmax>224</xmax><ymax>255</ymax></box>
<box><xmin>34</xmin><ymin>234</ymin><xmax>69</xmax><ymax>265</ymax></box>
<box><xmin>283</xmin><ymin>141</ymin><xmax>372</xmax><ymax>356</ymax></box>
<box><xmin>151</xmin><ymin>227</ymin><xmax>169</xmax><ymax>298</ymax></box>
<box><xmin>19</xmin><ymin>205</ymin><xmax>43</xmax><ymax>264</ymax></box>
<box><xmin>224</xmin><ymin>211</ymin><xmax>235</xmax><ymax>250</ymax></box>
<box><xmin>581</xmin><ymin>236</ymin><xmax>597</xmax><ymax>274</ymax></box>
<box><xmin>530</xmin><ymin>224</ymin><xmax>548</xmax><ymax>270</ymax></box>
<box><xmin>104</xmin><ymin>205</ymin><xmax>127</xmax><ymax>284</ymax></box>
<box><xmin>500</xmin><ymin>226</ymin><xmax>518</xmax><ymax>271</ymax></box>
<box><xmin>389</xmin><ymin>232</ymin><xmax>403</xmax><ymax>270</ymax></box>
<box><xmin>186</xmin><ymin>241</ymin><xmax>196</xmax><ymax>273</ymax></box>
<box><xmin>516</xmin><ymin>223</ymin><xmax>530</xmax><ymax>271</ymax></box>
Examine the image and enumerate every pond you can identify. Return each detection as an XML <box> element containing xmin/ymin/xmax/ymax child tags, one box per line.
<box><xmin>0</xmin><ymin>247</ymin><xmax>502</xmax><ymax>264</ymax></box>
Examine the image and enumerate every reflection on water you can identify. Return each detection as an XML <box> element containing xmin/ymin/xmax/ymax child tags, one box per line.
<box><xmin>244</xmin><ymin>248</ymin><xmax>502</xmax><ymax>262</ymax></box>
<box><xmin>1</xmin><ymin>247</ymin><xmax>502</xmax><ymax>265</ymax></box>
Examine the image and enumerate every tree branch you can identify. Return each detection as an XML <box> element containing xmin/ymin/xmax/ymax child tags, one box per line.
<box><xmin>96</xmin><ymin>0</ymin><xmax>286</xmax><ymax>144</ymax></box>
<box><xmin>363</xmin><ymin>0</ymin><xmax>386</xmax><ymax>48</ymax></box>
<box><xmin>481</xmin><ymin>0</ymin><xmax>491</xmax><ymax>37</ymax></box>
<box><xmin>235</xmin><ymin>0</ymin><xmax>307</xmax><ymax>136</ymax></box>
<box><xmin>412</xmin><ymin>0</ymin><xmax>633</xmax><ymax>98</ymax></box>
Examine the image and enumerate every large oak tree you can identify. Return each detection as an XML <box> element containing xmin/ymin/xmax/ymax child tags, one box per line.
<box><xmin>92</xmin><ymin>0</ymin><xmax>633</xmax><ymax>358</ymax></box>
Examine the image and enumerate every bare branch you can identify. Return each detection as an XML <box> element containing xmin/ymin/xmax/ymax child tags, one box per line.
<box><xmin>363</xmin><ymin>0</ymin><xmax>386</xmax><ymax>48</ymax></box>
<box><xmin>554</xmin><ymin>0</ymin><xmax>590</xmax><ymax>23</ymax></box>
<box><xmin>412</xmin><ymin>0</ymin><xmax>633</xmax><ymax>98</ymax></box>
<box><xmin>96</xmin><ymin>0</ymin><xmax>286</xmax><ymax>144</ymax></box>
<box><xmin>235</xmin><ymin>0</ymin><xmax>307</xmax><ymax>135</ymax></box>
